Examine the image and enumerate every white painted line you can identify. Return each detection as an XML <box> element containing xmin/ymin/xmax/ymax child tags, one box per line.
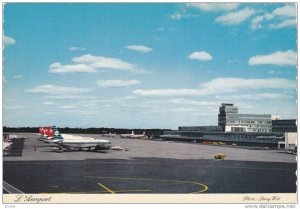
<box><xmin>3</xmin><ymin>181</ymin><xmax>24</xmax><ymax>194</ymax></box>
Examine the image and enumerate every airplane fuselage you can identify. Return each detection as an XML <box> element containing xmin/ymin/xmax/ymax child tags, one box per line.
<box><xmin>56</xmin><ymin>139</ymin><xmax>112</xmax><ymax>150</ymax></box>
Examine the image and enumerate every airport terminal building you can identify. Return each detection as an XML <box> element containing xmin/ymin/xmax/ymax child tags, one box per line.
<box><xmin>161</xmin><ymin>103</ymin><xmax>297</xmax><ymax>147</ymax></box>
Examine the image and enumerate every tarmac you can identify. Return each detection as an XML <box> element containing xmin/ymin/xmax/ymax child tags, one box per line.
<box><xmin>3</xmin><ymin>133</ymin><xmax>297</xmax><ymax>194</ymax></box>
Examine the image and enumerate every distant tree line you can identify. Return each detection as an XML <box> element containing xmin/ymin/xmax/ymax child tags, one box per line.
<box><xmin>3</xmin><ymin>127</ymin><xmax>170</xmax><ymax>137</ymax></box>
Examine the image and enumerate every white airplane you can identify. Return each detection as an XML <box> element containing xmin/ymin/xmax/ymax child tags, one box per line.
<box><xmin>120</xmin><ymin>131</ymin><xmax>135</xmax><ymax>138</ymax></box>
<box><xmin>129</xmin><ymin>131</ymin><xmax>147</xmax><ymax>139</ymax></box>
<box><xmin>51</xmin><ymin>127</ymin><xmax>112</xmax><ymax>152</ymax></box>
<box><xmin>120</xmin><ymin>131</ymin><xmax>147</xmax><ymax>139</ymax></box>
<box><xmin>39</xmin><ymin>126</ymin><xmax>94</xmax><ymax>142</ymax></box>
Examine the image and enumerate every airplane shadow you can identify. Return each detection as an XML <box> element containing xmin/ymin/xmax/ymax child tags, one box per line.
<box><xmin>39</xmin><ymin>149</ymin><xmax>109</xmax><ymax>153</ymax></box>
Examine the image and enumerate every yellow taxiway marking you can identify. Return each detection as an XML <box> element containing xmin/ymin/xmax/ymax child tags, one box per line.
<box><xmin>85</xmin><ymin>176</ymin><xmax>208</xmax><ymax>193</ymax></box>
<box><xmin>98</xmin><ymin>182</ymin><xmax>115</xmax><ymax>194</ymax></box>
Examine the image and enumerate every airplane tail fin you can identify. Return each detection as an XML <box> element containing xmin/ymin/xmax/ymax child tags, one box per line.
<box><xmin>38</xmin><ymin>127</ymin><xmax>46</xmax><ymax>140</ymax></box>
<box><xmin>48</xmin><ymin>127</ymin><xmax>54</xmax><ymax>138</ymax></box>
<box><xmin>44</xmin><ymin>127</ymin><xmax>49</xmax><ymax>136</ymax></box>
<box><xmin>39</xmin><ymin>127</ymin><xmax>44</xmax><ymax>135</ymax></box>
<box><xmin>52</xmin><ymin>126</ymin><xmax>64</xmax><ymax>142</ymax></box>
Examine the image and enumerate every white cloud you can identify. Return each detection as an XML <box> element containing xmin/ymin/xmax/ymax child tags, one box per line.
<box><xmin>133</xmin><ymin>89</ymin><xmax>201</xmax><ymax>96</ymax></box>
<box><xmin>264</xmin><ymin>13</ymin><xmax>274</xmax><ymax>20</ymax></box>
<box><xmin>4</xmin><ymin>35</ymin><xmax>16</xmax><ymax>45</ymax></box>
<box><xmin>248</xmin><ymin>50</ymin><xmax>296</xmax><ymax>66</ymax></box>
<box><xmin>59</xmin><ymin>105</ymin><xmax>78</xmax><ymax>109</ymax></box>
<box><xmin>69</xmin><ymin>46</ymin><xmax>86</xmax><ymax>51</ymax></box>
<box><xmin>187</xmin><ymin>3</ymin><xmax>239</xmax><ymax>12</ymax></box>
<box><xmin>43</xmin><ymin>101</ymin><xmax>54</xmax><ymax>105</ymax></box>
<box><xmin>13</xmin><ymin>75</ymin><xmax>23</xmax><ymax>79</ymax></box>
<box><xmin>49</xmin><ymin>62</ymin><xmax>96</xmax><ymax>74</ymax></box>
<box><xmin>169</xmin><ymin>99</ymin><xmax>219</xmax><ymax>106</ymax></box>
<box><xmin>50</xmin><ymin>54</ymin><xmax>147</xmax><ymax>74</ymax></box>
<box><xmin>169</xmin><ymin>11</ymin><xmax>199</xmax><ymax>21</ymax></box>
<box><xmin>133</xmin><ymin>77</ymin><xmax>296</xmax><ymax>96</ymax></box>
<box><xmin>188</xmin><ymin>51</ymin><xmax>212</xmax><ymax>61</ymax></box>
<box><xmin>250</xmin><ymin>15</ymin><xmax>264</xmax><ymax>30</ymax></box>
<box><xmin>43</xmin><ymin>95</ymin><xmax>96</xmax><ymax>100</ymax></box>
<box><xmin>96</xmin><ymin>79</ymin><xmax>141</xmax><ymax>88</ymax></box>
<box><xmin>268</xmin><ymin>70</ymin><xmax>275</xmax><ymax>74</ymax></box>
<box><xmin>251</xmin><ymin>13</ymin><xmax>275</xmax><ymax>29</ymax></box>
<box><xmin>102</xmin><ymin>96</ymin><xmax>137</xmax><ymax>103</ymax></box>
<box><xmin>124</xmin><ymin>45</ymin><xmax>153</xmax><ymax>53</ymax></box>
<box><xmin>169</xmin><ymin>12</ymin><xmax>182</xmax><ymax>20</ymax></box>
<box><xmin>200</xmin><ymin>77</ymin><xmax>296</xmax><ymax>92</ymax></box>
<box><xmin>250</xmin><ymin>5</ymin><xmax>296</xmax><ymax>30</ymax></box>
<box><xmin>26</xmin><ymin>85</ymin><xmax>93</xmax><ymax>95</ymax></box>
<box><xmin>216</xmin><ymin>7</ymin><xmax>255</xmax><ymax>25</ymax></box>
<box><xmin>269</xmin><ymin>19</ymin><xmax>296</xmax><ymax>29</ymax></box>
<box><xmin>73</xmin><ymin>54</ymin><xmax>133</xmax><ymax>70</ymax></box>
<box><xmin>272</xmin><ymin>4</ymin><xmax>296</xmax><ymax>17</ymax></box>
<box><xmin>215</xmin><ymin>93</ymin><xmax>293</xmax><ymax>100</ymax></box>
<box><xmin>73</xmin><ymin>54</ymin><xmax>137</xmax><ymax>71</ymax></box>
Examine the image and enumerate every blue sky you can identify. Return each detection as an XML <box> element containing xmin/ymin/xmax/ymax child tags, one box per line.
<box><xmin>3</xmin><ymin>3</ymin><xmax>297</xmax><ymax>129</ymax></box>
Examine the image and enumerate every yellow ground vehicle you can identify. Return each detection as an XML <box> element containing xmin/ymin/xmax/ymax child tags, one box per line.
<box><xmin>214</xmin><ymin>153</ymin><xmax>226</xmax><ymax>159</ymax></box>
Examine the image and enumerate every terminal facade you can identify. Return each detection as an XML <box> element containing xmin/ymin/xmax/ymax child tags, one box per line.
<box><xmin>161</xmin><ymin>103</ymin><xmax>297</xmax><ymax>147</ymax></box>
<box><xmin>218</xmin><ymin>103</ymin><xmax>272</xmax><ymax>133</ymax></box>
